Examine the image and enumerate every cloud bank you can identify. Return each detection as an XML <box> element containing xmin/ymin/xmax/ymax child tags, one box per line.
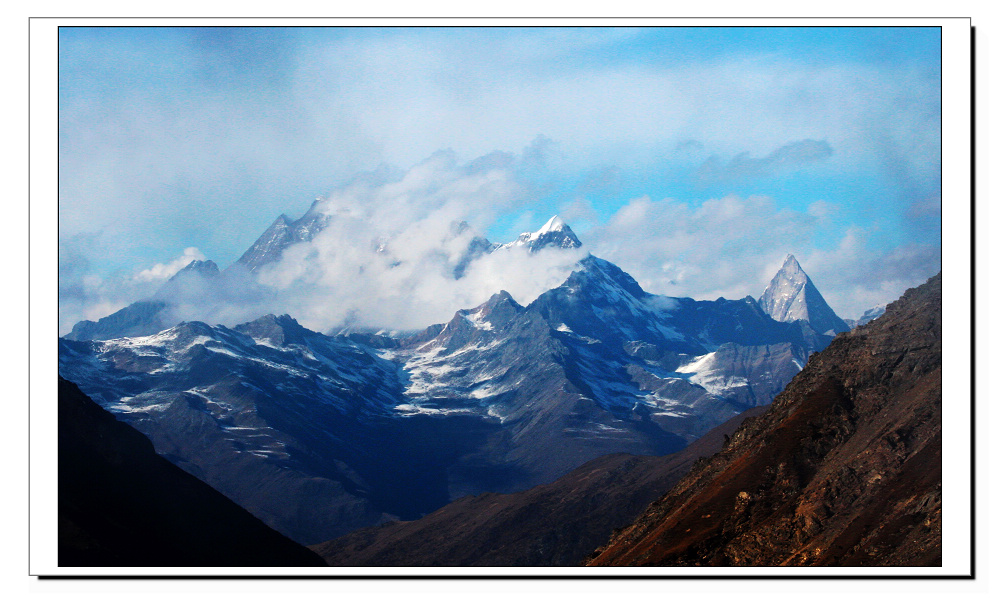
<box><xmin>59</xmin><ymin>148</ymin><xmax>940</xmax><ymax>337</ymax></box>
<box><xmin>243</xmin><ymin>150</ymin><xmax>587</xmax><ymax>331</ymax></box>
<box><xmin>58</xmin><ymin>28</ymin><xmax>941</xmax><ymax>277</ymax></box>
<box><xmin>696</xmin><ymin>139</ymin><xmax>834</xmax><ymax>185</ymax></box>
<box><xmin>586</xmin><ymin>193</ymin><xmax>940</xmax><ymax>318</ymax></box>
<box><xmin>57</xmin><ymin>28</ymin><xmax>942</xmax><ymax>334</ymax></box>
<box><xmin>66</xmin><ymin>149</ymin><xmax>587</xmax><ymax>336</ymax></box>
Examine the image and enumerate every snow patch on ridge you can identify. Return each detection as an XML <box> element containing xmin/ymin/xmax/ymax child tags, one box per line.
<box><xmin>676</xmin><ymin>352</ymin><xmax>750</xmax><ymax>398</ymax></box>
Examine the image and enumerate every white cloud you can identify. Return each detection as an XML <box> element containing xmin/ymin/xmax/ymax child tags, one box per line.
<box><xmin>134</xmin><ymin>247</ymin><xmax>205</xmax><ymax>282</ymax></box>
<box><xmin>58</xmin><ymin>29</ymin><xmax>940</xmax><ymax>277</ymax></box>
<box><xmin>799</xmin><ymin>229</ymin><xmax>940</xmax><ymax>318</ymax></box>
<box><xmin>587</xmin><ymin>194</ymin><xmax>939</xmax><ymax>319</ymax></box>
<box><xmin>241</xmin><ymin>151</ymin><xmax>584</xmax><ymax>331</ymax></box>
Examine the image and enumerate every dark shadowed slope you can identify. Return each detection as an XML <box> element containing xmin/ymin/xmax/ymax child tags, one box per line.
<box><xmin>588</xmin><ymin>274</ymin><xmax>942</xmax><ymax>567</ymax></box>
<box><xmin>58</xmin><ymin>377</ymin><xmax>326</xmax><ymax>567</ymax></box>
<box><xmin>310</xmin><ymin>405</ymin><xmax>766</xmax><ymax>567</ymax></box>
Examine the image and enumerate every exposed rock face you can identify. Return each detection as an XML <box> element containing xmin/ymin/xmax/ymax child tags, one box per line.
<box><xmin>588</xmin><ymin>273</ymin><xmax>941</xmax><ymax>567</ymax></box>
<box><xmin>310</xmin><ymin>406</ymin><xmax>766</xmax><ymax>567</ymax></box>
<box><xmin>759</xmin><ymin>254</ymin><xmax>850</xmax><ymax>336</ymax></box>
<box><xmin>58</xmin><ymin>377</ymin><xmax>327</xmax><ymax>567</ymax></box>
<box><xmin>234</xmin><ymin>205</ymin><xmax>330</xmax><ymax>273</ymax></box>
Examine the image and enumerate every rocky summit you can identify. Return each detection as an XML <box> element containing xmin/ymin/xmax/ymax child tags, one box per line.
<box><xmin>759</xmin><ymin>254</ymin><xmax>850</xmax><ymax>336</ymax></box>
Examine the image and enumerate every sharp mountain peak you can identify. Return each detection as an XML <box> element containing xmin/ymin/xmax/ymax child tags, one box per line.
<box><xmin>759</xmin><ymin>254</ymin><xmax>849</xmax><ymax>336</ymax></box>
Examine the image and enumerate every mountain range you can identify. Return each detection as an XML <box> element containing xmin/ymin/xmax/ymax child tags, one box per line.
<box><xmin>313</xmin><ymin>271</ymin><xmax>939</xmax><ymax>567</ymax></box>
<box><xmin>59</xmin><ymin>205</ymin><xmax>865</xmax><ymax>549</ymax></box>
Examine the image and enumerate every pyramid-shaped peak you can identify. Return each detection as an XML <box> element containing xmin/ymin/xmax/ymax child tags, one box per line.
<box><xmin>539</xmin><ymin>215</ymin><xmax>568</xmax><ymax>234</ymax></box>
<box><xmin>759</xmin><ymin>255</ymin><xmax>849</xmax><ymax>336</ymax></box>
<box><xmin>775</xmin><ymin>254</ymin><xmax>808</xmax><ymax>281</ymax></box>
<box><xmin>782</xmin><ymin>253</ymin><xmax>802</xmax><ymax>270</ymax></box>
<box><xmin>505</xmin><ymin>215</ymin><xmax>581</xmax><ymax>252</ymax></box>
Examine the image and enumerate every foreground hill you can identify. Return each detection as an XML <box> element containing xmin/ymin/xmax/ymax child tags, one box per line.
<box><xmin>588</xmin><ymin>273</ymin><xmax>941</xmax><ymax>567</ymax></box>
<box><xmin>58</xmin><ymin>377</ymin><xmax>326</xmax><ymax>567</ymax></box>
<box><xmin>310</xmin><ymin>405</ymin><xmax>766</xmax><ymax>566</ymax></box>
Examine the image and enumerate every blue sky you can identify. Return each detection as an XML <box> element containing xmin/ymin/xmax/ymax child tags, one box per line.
<box><xmin>58</xmin><ymin>26</ymin><xmax>942</xmax><ymax>331</ymax></box>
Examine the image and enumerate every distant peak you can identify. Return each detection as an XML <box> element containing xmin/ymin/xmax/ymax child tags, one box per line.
<box><xmin>781</xmin><ymin>254</ymin><xmax>803</xmax><ymax>273</ymax></box>
<box><xmin>468</xmin><ymin>290</ymin><xmax>522</xmax><ymax>314</ymax></box>
<box><xmin>181</xmin><ymin>259</ymin><xmax>219</xmax><ymax>275</ymax></box>
<box><xmin>502</xmin><ymin>215</ymin><xmax>581</xmax><ymax>252</ymax></box>
<box><xmin>538</xmin><ymin>215</ymin><xmax>567</xmax><ymax>234</ymax></box>
<box><xmin>235</xmin><ymin>313</ymin><xmax>312</xmax><ymax>346</ymax></box>
<box><xmin>759</xmin><ymin>254</ymin><xmax>849</xmax><ymax>335</ymax></box>
<box><xmin>489</xmin><ymin>289</ymin><xmax>519</xmax><ymax>306</ymax></box>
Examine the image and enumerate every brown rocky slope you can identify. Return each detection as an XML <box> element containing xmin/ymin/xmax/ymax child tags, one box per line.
<box><xmin>588</xmin><ymin>273</ymin><xmax>942</xmax><ymax>566</ymax></box>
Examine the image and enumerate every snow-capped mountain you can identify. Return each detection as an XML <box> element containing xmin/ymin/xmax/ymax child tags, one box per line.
<box><xmin>499</xmin><ymin>215</ymin><xmax>582</xmax><ymax>252</ymax></box>
<box><xmin>450</xmin><ymin>215</ymin><xmax>581</xmax><ymax>279</ymax></box>
<box><xmin>59</xmin><ymin>314</ymin><xmax>407</xmax><ymax>544</ymax></box>
<box><xmin>63</xmin><ymin>209</ymin><xmax>587</xmax><ymax>342</ymax></box>
<box><xmin>59</xmin><ymin>253</ymin><xmax>836</xmax><ymax>545</ymax></box>
<box><xmin>759</xmin><ymin>254</ymin><xmax>850</xmax><ymax>336</ymax></box>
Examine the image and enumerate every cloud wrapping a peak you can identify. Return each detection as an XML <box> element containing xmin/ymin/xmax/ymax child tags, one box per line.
<box><xmin>587</xmin><ymin>193</ymin><xmax>939</xmax><ymax>319</ymax></box>
<box><xmin>135</xmin><ymin>247</ymin><xmax>206</xmax><ymax>282</ymax></box>
<box><xmin>239</xmin><ymin>150</ymin><xmax>586</xmax><ymax>332</ymax></box>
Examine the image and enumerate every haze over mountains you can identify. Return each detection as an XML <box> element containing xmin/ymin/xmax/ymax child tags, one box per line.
<box><xmin>59</xmin><ymin>206</ymin><xmax>868</xmax><ymax>548</ymax></box>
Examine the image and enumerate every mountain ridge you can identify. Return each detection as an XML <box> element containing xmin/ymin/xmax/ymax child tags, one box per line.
<box><xmin>588</xmin><ymin>272</ymin><xmax>941</xmax><ymax>566</ymax></box>
<box><xmin>311</xmin><ymin>404</ymin><xmax>768</xmax><ymax>566</ymax></box>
